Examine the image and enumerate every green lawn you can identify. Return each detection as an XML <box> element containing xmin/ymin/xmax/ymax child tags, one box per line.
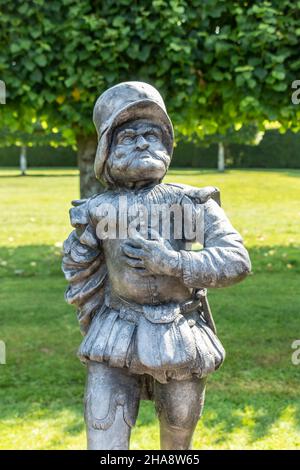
<box><xmin>0</xmin><ymin>167</ymin><xmax>299</xmax><ymax>450</ymax></box>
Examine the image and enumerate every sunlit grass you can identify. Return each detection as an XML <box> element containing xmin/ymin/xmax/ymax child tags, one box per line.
<box><xmin>0</xmin><ymin>167</ymin><xmax>299</xmax><ymax>449</ymax></box>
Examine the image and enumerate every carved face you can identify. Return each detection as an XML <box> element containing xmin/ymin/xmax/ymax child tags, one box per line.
<box><xmin>105</xmin><ymin>119</ymin><xmax>171</xmax><ymax>186</ymax></box>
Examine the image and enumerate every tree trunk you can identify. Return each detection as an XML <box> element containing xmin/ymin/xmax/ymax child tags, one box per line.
<box><xmin>76</xmin><ymin>133</ymin><xmax>104</xmax><ymax>199</ymax></box>
<box><xmin>218</xmin><ymin>142</ymin><xmax>225</xmax><ymax>172</ymax></box>
<box><xmin>20</xmin><ymin>145</ymin><xmax>27</xmax><ymax>176</ymax></box>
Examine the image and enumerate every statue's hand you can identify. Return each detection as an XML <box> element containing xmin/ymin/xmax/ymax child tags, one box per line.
<box><xmin>121</xmin><ymin>231</ymin><xmax>182</xmax><ymax>277</ymax></box>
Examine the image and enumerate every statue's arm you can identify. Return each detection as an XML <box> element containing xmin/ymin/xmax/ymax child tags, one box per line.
<box><xmin>180</xmin><ymin>198</ymin><xmax>251</xmax><ymax>288</ymax></box>
<box><xmin>62</xmin><ymin>198</ymin><xmax>107</xmax><ymax>335</ymax></box>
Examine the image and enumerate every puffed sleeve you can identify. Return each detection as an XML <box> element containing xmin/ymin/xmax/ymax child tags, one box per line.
<box><xmin>62</xmin><ymin>198</ymin><xmax>107</xmax><ymax>335</ymax></box>
<box><xmin>180</xmin><ymin>196</ymin><xmax>251</xmax><ymax>288</ymax></box>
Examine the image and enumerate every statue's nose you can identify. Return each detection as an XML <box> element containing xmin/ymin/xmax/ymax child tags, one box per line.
<box><xmin>136</xmin><ymin>135</ymin><xmax>149</xmax><ymax>150</ymax></box>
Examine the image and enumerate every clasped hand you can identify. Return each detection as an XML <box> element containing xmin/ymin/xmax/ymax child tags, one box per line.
<box><xmin>121</xmin><ymin>231</ymin><xmax>182</xmax><ymax>277</ymax></box>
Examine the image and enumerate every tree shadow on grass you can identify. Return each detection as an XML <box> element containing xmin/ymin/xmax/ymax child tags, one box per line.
<box><xmin>63</xmin><ymin>419</ymin><xmax>85</xmax><ymax>437</ymax></box>
<box><xmin>201</xmin><ymin>384</ymin><xmax>300</xmax><ymax>447</ymax></box>
<box><xmin>1</xmin><ymin>375</ymin><xmax>298</xmax><ymax>448</ymax></box>
<box><xmin>284</xmin><ymin>170</ymin><xmax>300</xmax><ymax>178</ymax></box>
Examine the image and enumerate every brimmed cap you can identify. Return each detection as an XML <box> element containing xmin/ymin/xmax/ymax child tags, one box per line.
<box><xmin>93</xmin><ymin>81</ymin><xmax>174</xmax><ymax>182</ymax></box>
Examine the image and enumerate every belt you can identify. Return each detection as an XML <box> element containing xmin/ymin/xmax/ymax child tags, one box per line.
<box><xmin>105</xmin><ymin>291</ymin><xmax>202</xmax><ymax>324</ymax></box>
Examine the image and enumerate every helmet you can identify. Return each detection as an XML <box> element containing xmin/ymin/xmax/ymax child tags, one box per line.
<box><xmin>93</xmin><ymin>81</ymin><xmax>174</xmax><ymax>182</ymax></box>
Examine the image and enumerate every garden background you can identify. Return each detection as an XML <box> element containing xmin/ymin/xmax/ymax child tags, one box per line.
<box><xmin>0</xmin><ymin>0</ymin><xmax>299</xmax><ymax>450</ymax></box>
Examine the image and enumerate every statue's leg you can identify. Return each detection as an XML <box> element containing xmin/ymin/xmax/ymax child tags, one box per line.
<box><xmin>84</xmin><ymin>360</ymin><xmax>142</xmax><ymax>450</ymax></box>
<box><xmin>154</xmin><ymin>376</ymin><xmax>207</xmax><ymax>450</ymax></box>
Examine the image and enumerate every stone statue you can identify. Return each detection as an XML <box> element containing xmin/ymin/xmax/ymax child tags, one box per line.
<box><xmin>62</xmin><ymin>81</ymin><xmax>251</xmax><ymax>450</ymax></box>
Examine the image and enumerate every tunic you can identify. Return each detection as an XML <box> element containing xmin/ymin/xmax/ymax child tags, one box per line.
<box><xmin>62</xmin><ymin>183</ymin><xmax>251</xmax><ymax>384</ymax></box>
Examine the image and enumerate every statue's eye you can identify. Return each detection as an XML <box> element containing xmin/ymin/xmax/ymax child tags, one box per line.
<box><xmin>120</xmin><ymin>135</ymin><xmax>134</xmax><ymax>145</ymax></box>
<box><xmin>146</xmin><ymin>132</ymin><xmax>159</xmax><ymax>142</ymax></box>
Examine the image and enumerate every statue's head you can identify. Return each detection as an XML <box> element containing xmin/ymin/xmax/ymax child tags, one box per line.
<box><xmin>93</xmin><ymin>82</ymin><xmax>174</xmax><ymax>187</ymax></box>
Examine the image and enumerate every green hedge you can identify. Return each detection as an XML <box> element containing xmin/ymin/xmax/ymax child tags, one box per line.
<box><xmin>228</xmin><ymin>130</ymin><xmax>300</xmax><ymax>168</ymax></box>
<box><xmin>173</xmin><ymin>130</ymin><xmax>300</xmax><ymax>168</ymax></box>
<box><xmin>173</xmin><ymin>142</ymin><xmax>218</xmax><ymax>168</ymax></box>
<box><xmin>0</xmin><ymin>145</ymin><xmax>77</xmax><ymax>167</ymax></box>
<box><xmin>0</xmin><ymin>130</ymin><xmax>299</xmax><ymax>169</ymax></box>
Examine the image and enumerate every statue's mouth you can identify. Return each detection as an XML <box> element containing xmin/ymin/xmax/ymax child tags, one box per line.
<box><xmin>139</xmin><ymin>151</ymin><xmax>169</xmax><ymax>167</ymax></box>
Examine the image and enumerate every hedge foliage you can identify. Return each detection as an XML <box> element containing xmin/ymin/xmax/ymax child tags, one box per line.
<box><xmin>1</xmin><ymin>130</ymin><xmax>299</xmax><ymax>169</ymax></box>
<box><xmin>1</xmin><ymin>0</ymin><xmax>300</xmax><ymax>144</ymax></box>
<box><xmin>0</xmin><ymin>145</ymin><xmax>77</xmax><ymax>167</ymax></box>
<box><xmin>168</xmin><ymin>130</ymin><xmax>300</xmax><ymax>168</ymax></box>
